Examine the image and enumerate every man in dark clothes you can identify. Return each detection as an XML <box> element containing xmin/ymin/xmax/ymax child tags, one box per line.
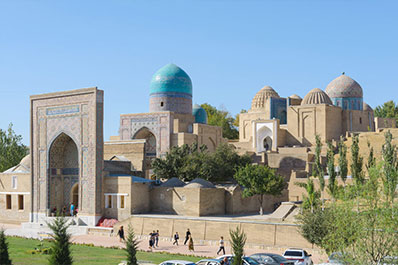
<box><xmin>173</xmin><ymin>232</ymin><xmax>179</xmax><ymax>245</ymax></box>
<box><xmin>184</xmin><ymin>228</ymin><xmax>191</xmax><ymax>245</ymax></box>
<box><xmin>117</xmin><ymin>226</ymin><xmax>125</xmax><ymax>242</ymax></box>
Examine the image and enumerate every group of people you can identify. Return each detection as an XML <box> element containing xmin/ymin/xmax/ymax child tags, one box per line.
<box><xmin>149</xmin><ymin>230</ymin><xmax>160</xmax><ymax>250</ymax></box>
<box><xmin>50</xmin><ymin>203</ymin><xmax>78</xmax><ymax>217</ymax></box>
<box><xmin>116</xmin><ymin>226</ymin><xmax>225</xmax><ymax>255</ymax></box>
<box><xmin>172</xmin><ymin>228</ymin><xmax>194</xmax><ymax>251</ymax></box>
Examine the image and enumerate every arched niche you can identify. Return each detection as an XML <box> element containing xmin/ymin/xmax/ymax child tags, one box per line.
<box><xmin>48</xmin><ymin>133</ymin><xmax>79</xmax><ymax>213</ymax></box>
<box><xmin>133</xmin><ymin>127</ymin><xmax>157</xmax><ymax>157</ymax></box>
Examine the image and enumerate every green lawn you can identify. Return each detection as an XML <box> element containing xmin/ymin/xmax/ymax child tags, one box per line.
<box><xmin>7</xmin><ymin>237</ymin><xmax>202</xmax><ymax>265</ymax></box>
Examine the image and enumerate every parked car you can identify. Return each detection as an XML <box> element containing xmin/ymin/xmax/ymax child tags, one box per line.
<box><xmin>282</xmin><ymin>248</ymin><xmax>313</xmax><ymax>265</ymax></box>
<box><xmin>317</xmin><ymin>252</ymin><xmax>344</xmax><ymax>265</ymax></box>
<box><xmin>216</xmin><ymin>255</ymin><xmax>260</xmax><ymax>265</ymax></box>
<box><xmin>377</xmin><ymin>256</ymin><xmax>398</xmax><ymax>265</ymax></box>
<box><xmin>196</xmin><ymin>259</ymin><xmax>223</xmax><ymax>265</ymax></box>
<box><xmin>250</xmin><ymin>253</ymin><xmax>295</xmax><ymax>265</ymax></box>
<box><xmin>160</xmin><ymin>260</ymin><xmax>197</xmax><ymax>265</ymax></box>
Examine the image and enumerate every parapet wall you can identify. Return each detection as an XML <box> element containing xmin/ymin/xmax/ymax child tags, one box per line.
<box><xmin>115</xmin><ymin>215</ymin><xmax>311</xmax><ymax>249</ymax></box>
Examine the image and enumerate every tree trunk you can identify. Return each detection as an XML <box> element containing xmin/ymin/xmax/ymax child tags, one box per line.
<box><xmin>259</xmin><ymin>195</ymin><xmax>264</xmax><ymax>215</ymax></box>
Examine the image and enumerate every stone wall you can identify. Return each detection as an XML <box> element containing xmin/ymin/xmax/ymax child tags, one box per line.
<box><xmin>114</xmin><ymin>215</ymin><xmax>312</xmax><ymax>249</ymax></box>
<box><xmin>375</xmin><ymin>117</ymin><xmax>396</xmax><ymax>130</ymax></box>
<box><xmin>150</xmin><ymin>187</ymin><xmax>225</xmax><ymax>216</ymax></box>
<box><xmin>104</xmin><ymin>140</ymin><xmax>145</xmax><ymax>171</ymax></box>
<box><xmin>0</xmin><ymin>173</ymin><xmax>31</xmax><ymax>223</ymax></box>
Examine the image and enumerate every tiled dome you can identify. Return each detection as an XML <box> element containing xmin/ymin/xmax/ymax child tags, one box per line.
<box><xmin>192</xmin><ymin>104</ymin><xmax>208</xmax><ymax>124</ymax></box>
<box><xmin>150</xmin><ymin>63</ymin><xmax>192</xmax><ymax>95</ymax></box>
<box><xmin>301</xmin><ymin>88</ymin><xmax>333</xmax><ymax>106</ymax></box>
<box><xmin>325</xmin><ymin>74</ymin><xmax>363</xmax><ymax>98</ymax></box>
<box><xmin>251</xmin><ymin>86</ymin><xmax>280</xmax><ymax>110</ymax></box>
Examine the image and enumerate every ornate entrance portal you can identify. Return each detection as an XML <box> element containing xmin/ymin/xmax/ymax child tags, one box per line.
<box><xmin>30</xmin><ymin>87</ymin><xmax>104</xmax><ymax>226</ymax></box>
<box><xmin>48</xmin><ymin>133</ymin><xmax>79</xmax><ymax>212</ymax></box>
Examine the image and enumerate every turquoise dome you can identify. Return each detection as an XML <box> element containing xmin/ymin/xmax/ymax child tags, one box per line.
<box><xmin>192</xmin><ymin>104</ymin><xmax>208</xmax><ymax>124</ymax></box>
<box><xmin>150</xmin><ymin>64</ymin><xmax>192</xmax><ymax>95</ymax></box>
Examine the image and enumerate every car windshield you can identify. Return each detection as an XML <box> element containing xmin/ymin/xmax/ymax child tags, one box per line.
<box><xmin>243</xmin><ymin>257</ymin><xmax>259</xmax><ymax>265</ymax></box>
<box><xmin>269</xmin><ymin>255</ymin><xmax>288</xmax><ymax>262</ymax></box>
<box><xmin>284</xmin><ymin>251</ymin><xmax>303</xmax><ymax>257</ymax></box>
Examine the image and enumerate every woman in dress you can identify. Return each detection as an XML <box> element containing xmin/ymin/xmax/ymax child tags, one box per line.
<box><xmin>188</xmin><ymin>235</ymin><xmax>194</xmax><ymax>252</ymax></box>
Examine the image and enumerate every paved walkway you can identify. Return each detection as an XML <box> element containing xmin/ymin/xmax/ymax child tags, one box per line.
<box><xmin>0</xmin><ymin>222</ymin><xmax>328</xmax><ymax>264</ymax></box>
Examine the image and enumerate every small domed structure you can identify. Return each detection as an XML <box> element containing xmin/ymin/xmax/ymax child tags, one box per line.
<box><xmin>185</xmin><ymin>178</ymin><xmax>215</xmax><ymax>188</ymax></box>
<box><xmin>289</xmin><ymin>94</ymin><xmax>302</xmax><ymax>99</ymax></box>
<box><xmin>325</xmin><ymin>74</ymin><xmax>363</xmax><ymax>110</ymax></box>
<box><xmin>250</xmin><ymin>86</ymin><xmax>280</xmax><ymax>111</ymax></box>
<box><xmin>20</xmin><ymin>154</ymin><xmax>30</xmax><ymax>169</ymax></box>
<box><xmin>301</xmin><ymin>88</ymin><xmax>333</xmax><ymax>106</ymax></box>
<box><xmin>149</xmin><ymin>63</ymin><xmax>193</xmax><ymax>114</ymax></box>
<box><xmin>192</xmin><ymin>104</ymin><xmax>208</xmax><ymax>124</ymax></box>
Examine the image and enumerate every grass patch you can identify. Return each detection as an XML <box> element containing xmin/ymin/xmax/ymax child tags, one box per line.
<box><xmin>7</xmin><ymin>237</ymin><xmax>202</xmax><ymax>265</ymax></box>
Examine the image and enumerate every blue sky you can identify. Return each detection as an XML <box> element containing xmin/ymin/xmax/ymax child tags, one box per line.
<box><xmin>0</xmin><ymin>0</ymin><xmax>397</xmax><ymax>144</ymax></box>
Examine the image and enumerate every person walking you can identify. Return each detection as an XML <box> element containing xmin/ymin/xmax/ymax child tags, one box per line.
<box><xmin>117</xmin><ymin>226</ymin><xmax>125</xmax><ymax>242</ymax></box>
<box><xmin>70</xmin><ymin>203</ymin><xmax>75</xmax><ymax>217</ymax></box>
<box><xmin>155</xmin><ymin>230</ymin><xmax>160</xmax><ymax>247</ymax></box>
<box><xmin>188</xmin><ymin>235</ymin><xmax>194</xmax><ymax>252</ymax></box>
<box><xmin>184</xmin><ymin>228</ymin><xmax>191</xmax><ymax>245</ymax></box>
<box><xmin>217</xmin><ymin>236</ymin><xmax>225</xmax><ymax>255</ymax></box>
<box><xmin>149</xmin><ymin>231</ymin><xmax>155</xmax><ymax>251</ymax></box>
<box><xmin>173</xmin><ymin>232</ymin><xmax>179</xmax><ymax>245</ymax></box>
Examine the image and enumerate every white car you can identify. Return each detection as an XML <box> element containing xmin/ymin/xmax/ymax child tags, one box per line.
<box><xmin>317</xmin><ymin>252</ymin><xmax>343</xmax><ymax>265</ymax></box>
<box><xmin>282</xmin><ymin>249</ymin><xmax>313</xmax><ymax>265</ymax></box>
<box><xmin>160</xmin><ymin>260</ymin><xmax>197</xmax><ymax>265</ymax></box>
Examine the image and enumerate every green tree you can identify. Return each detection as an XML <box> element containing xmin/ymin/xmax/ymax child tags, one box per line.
<box><xmin>326</xmin><ymin>142</ymin><xmax>337</xmax><ymax>199</ymax></box>
<box><xmin>152</xmin><ymin>143</ymin><xmax>250</xmax><ymax>182</ymax></box>
<box><xmin>229</xmin><ymin>226</ymin><xmax>246</xmax><ymax>265</ymax></box>
<box><xmin>350</xmin><ymin>134</ymin><xmax>364</xmax><ymax>186</ymax></box>
<box><xmin>124</xmin><ymin>225</ymin><xmax>139</xmax><ymax>265</ymax></box>
<box><xmin>0</xmin><ymin>123</ymin><xmax>29</xmax><ymax>173</ymax></box>
<box><xmin>48</xmin><ymin>217</ymin><xmax>73</xmax><ymax>265</ymax></box>
<box><xmin>234</xmin><ymin>164</ymin><xmax>285</xmax><ymax>215</ymax></box>
<box><xmin>295</xmin><ymin>178</ymin><xmax>321</xmax><ymax>213</ymax></box>
<box><xmin>366</xmin><ymin>140</ymin><xmax>376</xmax><ymax>171</ymax></box>
<box><xmin>313</xmin><ymin>135</ymin><xmax>325</xmax><ymax>191</ymax></box>
<box><xmin>374</xmin><ymin>100</ymin><xmax>398</xmax><ymax>119</ymax></box>
<box><xmin>381</xmin><ymin>130</ymin><xmax>398</xmax><ymax>203</ymax></box>
<box><xmin>201</xmin><ymin>103</ymin><xmax>239</xmax><ymax>139</ymax></box>
<box><xmin>338</xmin><ymin>139</ymin><xmax>348</xmax><ymax>185</ymax></box>
<box><xmin>0</xmin><ymin>229</ymin><xmax>12</xmax><ymax>265</ymax></box>
<box><xmin>296</xmin><ymin>207</ymin><xmax>332</xmax><ymax>249</ymax></box>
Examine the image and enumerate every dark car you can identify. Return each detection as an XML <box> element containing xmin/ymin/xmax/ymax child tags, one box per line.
<box><xmin>250</xmin><ymin>253</ymin><xmax>295</xmax><ymax>265</ymax></box>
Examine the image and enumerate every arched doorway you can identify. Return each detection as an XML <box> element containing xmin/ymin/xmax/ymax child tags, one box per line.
<box><xmin>71</xmin><ymin>183</ymin><xmax>79</xmax><ymax>207</ymax></box>
<box><xmin>263</xmin><ymin>136</ymin><xmax>272</xmax><ymax>151</ymax></box>
<box><xmin>133</xmin><ymin>127</ymin><xmax>157</xmax><ymax>157</ymax></box>
<box><xmin>48</xmin><ymin>133</ymin><xmax>79</xmax><ymax>214</ymax></box>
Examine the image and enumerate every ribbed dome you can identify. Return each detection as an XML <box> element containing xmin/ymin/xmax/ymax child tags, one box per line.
<box><xmin>192</xmin><ymin>104</ymin><xmax>208</xmax><ymax>124</ymax></box>
<box><xmin>150</xmin><ymin>64</ymin><xmax>192</xmax><ymax>95</ymax></box>
<box><xmin>325</xmin><ymin>74</ymin><xmax>363</xmax><ymax>98</ymax></box>
<box><xmin>301</xmin><ymin>88</ymin><xmax>333</xmax><ymax>106</ymax></box>
<box><xmin>251</xmin><ymin>86</ymin><xmax>280</xmax><ymax>110</ymax></box>
<box><xmin>289</xmin><ymin>94</ymin><xmax>302</xmax><ymax>99</ymax></box>
<box><xmin>363</xmin><ymin>102</ymin><xmax>373</xmax><ymax>111</ymax></box>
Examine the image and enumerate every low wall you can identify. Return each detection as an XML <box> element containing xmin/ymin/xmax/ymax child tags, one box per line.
<box><xmin>114</xmin><ymin>215</ymin><xmax>311</xmax><ymax>249</ymax></box>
